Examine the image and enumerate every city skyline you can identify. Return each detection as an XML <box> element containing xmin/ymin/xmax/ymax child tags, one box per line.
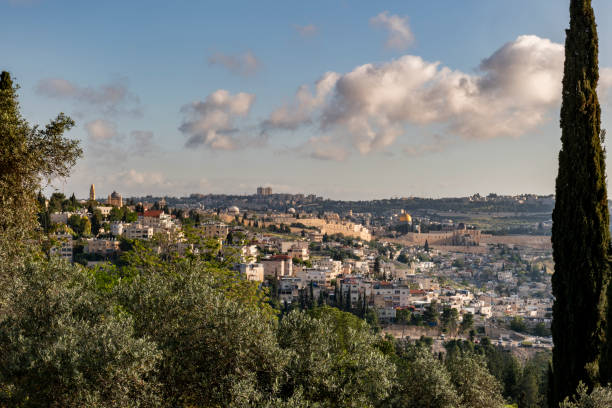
<box><xmin>4</xmin><ymin>0</ymin><xmax>612</xmax><ymax>200</ymax></box>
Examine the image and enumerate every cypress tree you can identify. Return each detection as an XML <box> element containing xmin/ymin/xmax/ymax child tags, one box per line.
<box><xmin>345</xmin><ymin>287</ymin><xmax>352</xmax><ymax>312</ymax></box>
<box><xmin>551</xmin><ymin>0</ymin><xmax>610</xmax><ymax>404</ymax></box>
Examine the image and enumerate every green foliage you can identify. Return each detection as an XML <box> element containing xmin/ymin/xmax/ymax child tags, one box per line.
<box><xmin>48</xmin><ymin>192</ymin><xmax>66</xmax><ymax>213</ymax></box>
<box><xmin>68</xmin><ymin>214</ymin><xmax>92</xmax><ymax>237</ymax></box>
<box><xmin>278</xmin><ymin>307</ymin><xmax>395</xmax><ymax>407</ymax></box>
<box><xmin>390</xmin><ymin>343</ymin><xmax>460</xmax><ymax>408</ymax></box>
<box><xmin>445</xmin><ymin>351</ymin><xmax>505</xmax><ymax>408</ymax></box>
<box><xmin>559</xmin><ymin>383</ymin><xmax>612</xmax><ymax>408</ymax></box>
<box><xmin>0</xmin><ymin>71</ymin><xmax>81</xmax><ymax>265</ymax></box>
<box><xmin>114</xmin><ymin>264</ymin><xmax>284</xmax><ymax>407</ymax></box>
<box><xmin>91</xmin><ymin>209</ymin><xmax>103</xmax><ymax>235</ymax></box>
<box><xmin>423</xmin><ymin>300</ymin><xmax>440</xmax><ymax>325</ymax></box>
<box><xmin>510</xmin><ymin>316</ymin><xmax>528</xmax><ymax>333</ymax></box>
<box><xmin>441</xmin><ymin>306</ymin><xmax>459</xmax><ymax>333</ymax></box>
<box><xmin>397</xmin><ymin>253</ymin><xmax>410</xmax><ymax>264</ymax></box>
<box><xmin>460</xmin><ymin>312</ymin><xmax>474</xmax><ymax>333</ymax></box>
<box><xmin>396</xmin><ymin>308</ymin><xmax>412</xmax><ymax>324</ymax></box>
<box><xmin>0</xmin><ymin>260</ymin><xmax>161</xmax><ymax>407</ymax></box>
<box><xmin>551</xmin><ymin>0</ymin><xmax>612</xmax><ymax>403</ymax></box>
<box><xmin>108</xmin><ymin>206</ymin><xmax>138</xmax><ymax>223</ymax></box>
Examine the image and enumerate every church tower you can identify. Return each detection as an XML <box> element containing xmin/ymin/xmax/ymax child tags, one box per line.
<box><xmin>89</xmin><ymin>184</ymin><xmax>95</xmax><ymax>201</ymax></box>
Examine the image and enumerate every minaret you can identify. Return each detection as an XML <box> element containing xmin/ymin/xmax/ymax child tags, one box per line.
<box><xmin>89</xmin><ymin>184</ymin><xmax>95</xmax><ymax>201</ymax></box>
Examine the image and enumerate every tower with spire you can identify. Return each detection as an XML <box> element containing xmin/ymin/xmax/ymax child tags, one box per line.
<box><xmin>89</xmin><ymin>184</ymin><xmax>95</xmax><ymax>201</ymax></box>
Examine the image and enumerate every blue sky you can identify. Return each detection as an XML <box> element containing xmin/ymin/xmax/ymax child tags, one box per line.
<box><xmin>3</xmin><ymin>0</ymin><xmax>612</xmax><ymax>200</ymax></box>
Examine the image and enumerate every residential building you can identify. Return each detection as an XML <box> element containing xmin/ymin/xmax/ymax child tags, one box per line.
<box><xmin>49</xmin><ymin>232</ymin><xmax>74</xmax><ymax>261</ymax></box>
<box><xmin>279</xmin><ymin>276</ymin><xmax>304</xmax><ymax>303</ymax></box>
<box><xmin>308</xmin><ymin>231</ymin><xmax>323</xmax><ymax>243</ymax></box>
<box><xmin>85</xmin><ymin>238</ymin><xmax>120</xmax><ymax>255</ymax></box>
<box><xmin>96</xmin><ymin>206</ymin><xmax>113</xmax><ymax>216</ymax></box>
<box><xmin>279</xmin><ymin>240</ymin><xmax>309</xmax><ymax>253</ymax></box>
<box><xmin>295</xmin><ymin>267</ymin><xmax>339</xmax><ymax>286</ymax></box>
<box><xmin>124</xmin><ymin>223</ymin><xmax>154</xmax><ymax>240</ymax></box>
<box><xmin>110</xmin><ymin>221</ymin><xmax>125</xmax><ymax>236</ymax></box>
<box><xmin>313</xmin><ymin>258</ymin><xmax>342</xmax><ymax>274</ymax></box>
<box><xmin>261</xmin><ymin>255</ymin><xmax>293</xmax><ymax>278</ymax></box>
<box><xmin>202</xmin><ymin>222</ymin><xmax>229</xmax><ymax>240</ymax></box>
<box><xmin>238</xmin><ymin>263</ymin><xmax>264</xmax><ymax>282</ymax></box>
<box><xmin>288</xmin><ymin>246</ymin><xmax>309</xmax><ymax>260</ymax></box>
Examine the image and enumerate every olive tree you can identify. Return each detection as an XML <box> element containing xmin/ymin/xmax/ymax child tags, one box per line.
<box><xmin>0</xmin><ymin>260</ymin><xmax>161</xmax><ymax>407</ymax></box>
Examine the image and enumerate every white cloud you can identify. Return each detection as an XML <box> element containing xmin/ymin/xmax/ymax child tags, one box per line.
<box><xmin>370</xmin><ymin>11</ymin><xmax>415</xmax><ymax>50</ymax></box>
<box><xmin>85</xmin><ymin>119</ymin><xmax>117</xmax><ymax>141</ymax></box>
<box><xmin>264</xmin><ymin>72</ymin><xmax>339</xmax><ymax>130</ymax></box>
<box><xmin>36</xmin><ymin>77</ymin><xmax>140</xmax><ymax>116</ymax></box>
<box><xmin>208</xmin><ymin>51</ymin><xmax>260</xmax><ymax>77</ymax></box>
<box><xmin>84</xmin><ymin>120</ymin><xmax>158</xmax><ymax>163</ymax></box>
<box><xmin>294</xmin><ymin>24</ymin><xmax>317</xmax><ymax>37</ymax></box>
<box><xmin>179</xmin><ymin>89</ymin><xmax>256</xmax><ymax>150</ymax></box>
<box><xmin>270</xmin><ymin>35</ymin><xmax>572</xmax><ymax>159</ymax></box>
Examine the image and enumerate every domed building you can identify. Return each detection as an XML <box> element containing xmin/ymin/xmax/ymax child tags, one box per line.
<box><xmin>287</xmin><ymin>208</ymin><xmax>296</xmax><ymax>214</ymax></box>
<box><xmin>228</xmin><ymin>206</ymin><xmax>240</xmax><ymax>215</ymax></box>
<box><xmin>107</xmin><ymin>191</ymin><xmax>122</xmax><ymax>207</ymax></box>
<box><xmin>398</xmin><ymin>213</ymin><xmax>412</xmax><ymax>223</ymax></box>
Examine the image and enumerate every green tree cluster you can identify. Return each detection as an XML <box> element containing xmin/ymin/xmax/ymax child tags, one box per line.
<box><xmin>0</xmin><ymin>71</ymin><xmax>81</xmax><ymax>266</ymax></box>
<box><xmin>108</xmin><ymin>206</ymin><xmax>137</xmax><ymax>223</ymax></box>
<box><xmin>67</xmin><ymin>214</ymin><xmax>92</xmax><ymax>237</ymax></box>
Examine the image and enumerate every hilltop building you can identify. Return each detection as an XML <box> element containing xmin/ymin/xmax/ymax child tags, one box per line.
<box><xmin>257</xmin><ymin>186</ymin><xmax>272</xmax><ymax>196</ymax></box>
<box><xmin>107</xmin><ymin>191</ymin><xmax>122</xmax><ymax>207</ymax></box>
<box><xmin>398</xmin><ymin>213</ymin><xmax>412</xmax><ymax>223</ymax></box>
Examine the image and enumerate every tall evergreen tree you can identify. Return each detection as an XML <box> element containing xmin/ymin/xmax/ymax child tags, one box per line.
<box><xmin>551</xmin><ymin>0</ymin><xmax>610</xmax><ymax>404</ymax></box>
<box><xmin>345</xmin><ymin>287</ymin><xmax>352</xmax><ymax>312</ymax></box>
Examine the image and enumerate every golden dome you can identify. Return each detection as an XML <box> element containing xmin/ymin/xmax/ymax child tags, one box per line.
<box><xmin>399</xmin><ymin>213</ymin><xmax>412</xmax><ymax>223</ymax></box>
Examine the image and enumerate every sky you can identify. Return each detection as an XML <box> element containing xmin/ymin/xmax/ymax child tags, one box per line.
<box><xmin>3</xmin><ymin>0</ymin><xmax>612</xmax><ymax>200</ymax></box>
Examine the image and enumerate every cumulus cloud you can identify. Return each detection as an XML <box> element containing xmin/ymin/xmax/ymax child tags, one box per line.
<box><xmin>179</xmin><ymin>89</ymin><xmax>256</xmax><ymax>150</ymax></box>
<box><xmin>35</xmin><ymin>77</ymin><xmax>140</xmax><ymax>116</ymax></box>
<box><xmin>322</xmin><ymin>35</ymin><xmax>565</xmax><ymax>153</ymax></box>
<box><xmin>266</xmin><ymin>35</ymin><xmax>578</xmax><ymax>159</ymax></box>
<box><xmin>263</xmin><ymin>72</ymin><xmax>339</xmax><ymax>131</ymax></box>
<box><xmin>84</xmin><ymin>119</ymin><xmax>158</xmax><ymax>163</ymax></box>
<box><xmin>85</xmin><ymin>119</ymin><xmax>117</xmax><ymax>141</ymax></box>
<box><xmin>294</xmin><ymin>24</ymin><xmax>317</xmax><ymax>37</ymax></box>
<box><xmin>208</xmin><ymin>51</ymin><xmax>260</xmax><ymax>77</ymax></box>
<box><xmin>370</xmin><ymin>11</ymin><xmax>415</xmax><ymax>50</ymax></box>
